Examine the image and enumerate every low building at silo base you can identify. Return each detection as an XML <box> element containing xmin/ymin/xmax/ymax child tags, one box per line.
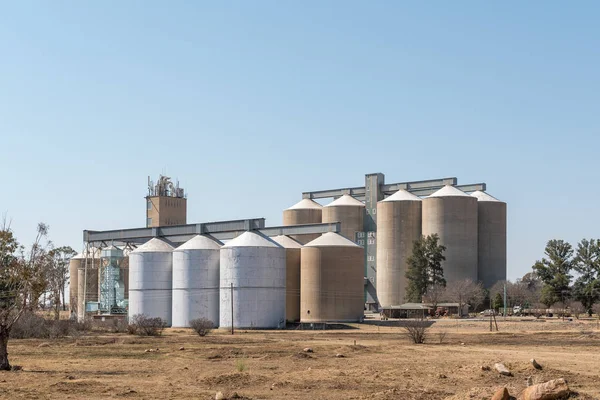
<box><xmin>128</xmin><ymin>238</ymin><xmax>174</xmax><ymax>326</ymax></box>
<box><xmin>301</xmin><ymin>232</ymin><xmax>364</xmax><ymax>323</ymax></box>
<box><xmin>172</xmin><ymin>235</ymin><xmax>221</xmax><ymax>328</ymax></box>
<box><xmin>219</xmin><ymin>231</ymin><xmax>286</xmax><ymax>329</ymax></box>
<box><xmin>271</xmin><ymin>235</ymin><xmax>303</xmax><ymax>322</ymax></box>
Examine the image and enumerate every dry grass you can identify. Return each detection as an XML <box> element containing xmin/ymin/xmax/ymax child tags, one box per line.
<box><xmin>2</xmin><ymin>317</ymin><xmax>599</xmax><ymax>399</ymax></box>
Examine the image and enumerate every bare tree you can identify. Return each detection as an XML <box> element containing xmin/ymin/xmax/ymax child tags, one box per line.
<box><xmin>570</xmin><ymin>301</ymin><xmax>585</xmax><ymax>319</ymax></box>
<box><xmin>422</xmin><ymin>283</ymin><xmax>446</xmax><ymax>316</ymax></box>
<box><xmin>445</xmin><ymin>279</ymin><xmax>485</xmax><ymax>317</ymax></box>
<box><xmin>0</xmin><ymin>221</ymin><xmax>51</xmax><ymax>370</ymax></box>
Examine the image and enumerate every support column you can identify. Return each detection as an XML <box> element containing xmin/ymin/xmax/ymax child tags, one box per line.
<box><xmin>363</xmin><ymin>173</ymin><xmax>384</xmax><ymax>310</ymax></box>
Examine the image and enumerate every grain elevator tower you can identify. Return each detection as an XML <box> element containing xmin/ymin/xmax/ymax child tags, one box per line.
<box><xmin>146</xmin><ymin>175</ymin><xmax>187</xmax><ymax>227</ymax></box>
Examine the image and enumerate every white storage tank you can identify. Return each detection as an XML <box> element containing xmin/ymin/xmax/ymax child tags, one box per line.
<box><xmin>128</xmin><ymin>238</ymin><xmax>174</xmax><ymax>326</ymax></box>
<box><xmin>219</xmin><ymin>231</ymin><xmax>286</xmax><ymax>329</ymax></box>
<box><xmin>172</xmin><ymin>235</ymin><xmax>222</xmax><ymax>328</ymax></box>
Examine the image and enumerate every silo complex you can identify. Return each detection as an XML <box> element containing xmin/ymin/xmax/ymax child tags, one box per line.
<box><xmin>128</xmin><ymin>238</ymin><xmax>174</xmax><ymax>325</ymax></box>
<box><xmin>422</xmin><ymin>185</ymin><xmax>478</xmax><ymax>283</ymax></box>
<box><xmin>472</xmin><ymin>191</ymin><xmax>507</xmax><ymax>288</ymax></box>
<box><xmin>220</xmin><ymin>232</ymin><xmax>286</xmax><ymax>329</ymax></box>
<box><xmin>172</xmin><ymin>235</ymin><xmax>221</xmax><ymax>328</ymax></box>
<box><xmin>283</xmin><ymin>199</ymin><xmax>323</xmax><ymax>244</ymax></box>
<box><xmin>376</xmin><ymin>189</ymin><xmax>422</xmax><ymax>307</ymax></box>
<box><xmin>69</xmin><ymin>254</ymin><xmax>83</xmax><ymax>313</ymax></box>
<box><xmin>301</xmin><ymin>232</ymin><xmax>364</xmax><ymax>322</ymax></box>
<box><xmin>321</xmin><ymin>195</ymin><xmax>364</xmax><ymax>242</ymax></box>
<box><xmin>271</xmin><ymin>235</ymin><xmax>302</xmax><ymax>322</ymax></box>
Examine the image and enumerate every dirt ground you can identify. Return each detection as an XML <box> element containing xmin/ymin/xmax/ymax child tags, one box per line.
<box><xmin>1</xmin><ymin>317</ymin><xmax>599</xmax><ymax>400</ymax></box>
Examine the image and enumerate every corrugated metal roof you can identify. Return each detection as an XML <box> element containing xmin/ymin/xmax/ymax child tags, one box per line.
<box><xmin>428</xmin><ymin>185</ymin><xmax>471</xmax><ymax>198</ymax></box>
<box><xmin>287</xmin><ymin>198</ymin><xmax>323</xmax><ymax>210</ymax></box>
<box><xmin>175</xmin><ymin>235</ymin><xmax>222</xmax><ymax>251</ymax></box>
<box><xmin>471</xmin><ymin>190</ymin><xmax>502</xmax><ymax>202</ymax></box>
<box><xmin>131</xmin><ymin>238</ymin><xmax>174</xmax><ymax>253</ymax></box>
<box><xmin>382</xmin><ymin>189</ymin><xmax>422</xmax><ymax>202</ymax></box>
<box><xmin>271</xmin><ymin>235</ymin><xmax>303</xmax><ymax>249</ymax></box>
<box><xmin>304</xmin><ymin>232</ymin><xmax>361</xmax><ymax>248</ymax></box>
<box><xmin>222</xmin><ymin>231</ymin><xmax>282</xmax><ymax>248</ymax></box>
<box><xmin>325</xmin><ymin>194</ymin><xmax>364</xmax><ymax>207</ymax></box>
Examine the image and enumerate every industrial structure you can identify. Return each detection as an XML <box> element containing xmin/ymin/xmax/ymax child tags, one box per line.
<box><xmin>72</xmin><ymin>172</ymin><xmax>506</xmax><ymax>326</ymax></box>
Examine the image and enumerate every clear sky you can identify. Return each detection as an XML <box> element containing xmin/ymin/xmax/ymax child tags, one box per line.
<box><xmin>1</xmin><ymin>2</ymin><xmax>598</xmax><ymax>281</ymax></box>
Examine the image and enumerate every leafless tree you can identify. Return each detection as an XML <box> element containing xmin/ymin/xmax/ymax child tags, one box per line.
<box><xmin>445</xmin><ymin>279</ymin><xmax>485</xmax><ymax>317</ymax></box>
<box><xmin>422</xmin><ymin>283</ymin><xmax>447</xmax><ymax>316</ymax></box>
<box><xmin>0</xmin><ymin>220</ymin><xmax>51</xmax><ymax>370</ymax></box>
<box><xmin>570</xmin><ymin>301</ymin><xmax>585</xmax><ymax>319</ymax></box>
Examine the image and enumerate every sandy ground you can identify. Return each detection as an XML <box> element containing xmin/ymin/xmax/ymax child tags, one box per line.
<box><xmin>1</xmin><ymin>317</ymin><xmax>599</xmax><ymax>400</ymax></box>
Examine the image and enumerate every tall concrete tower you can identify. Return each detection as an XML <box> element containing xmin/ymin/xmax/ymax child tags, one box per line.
<box><xmin>146</xmin><ymin>175</ymin><xmax>187</xmax><ymax>227</ymax></box>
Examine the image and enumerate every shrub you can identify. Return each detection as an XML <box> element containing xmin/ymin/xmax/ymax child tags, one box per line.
<box><xmin>128</xmin><ymin>314</ymin><xmax>166</xmax><ymax>336</ymax></box>
<box><xmin>11</xmin><ymin>312</ymin><xmax>88</xmax><ymax>339</ymax></box>
<box><xmin>189</xmin><ymin>318</ymin><xmax>214</xmax><ymax>337</ymax></box>
<box><xmin>235</xmin><ymin>359</ymin><xmax>246</xmax><ymax>372</ymax></box>
<box><xmin>436</xmin><ymin>330</ymin><xmax>447</xmax><ymax>344</ymax></box>
<box><xmin>400</xmin><ymin>320</ymin><xmax>430</xmax><ymax>344</ymax></box>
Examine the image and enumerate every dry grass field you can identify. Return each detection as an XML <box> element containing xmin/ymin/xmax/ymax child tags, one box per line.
<box><xmin>1</xmin><ymin>317</ymin><xmax>599</xmax><ymax>399</ymax></box>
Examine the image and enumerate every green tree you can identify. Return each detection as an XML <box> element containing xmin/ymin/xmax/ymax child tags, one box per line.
<box><xmin>493</xmin><ymin>292</ymin><xmax>503</xmax><ymax>311</ymax></box>
<box><xmin>572</xmin><ymin>239</ymin><xmax>600</xmax><ymax>316</ymax></box>
<box><xmin>532</xmin><ymin>240</ymin><xmax>573</xmax><ymax>307</ymax></box>
<box><xmin>405</xmin><ymin>234</ymin><xmax>446</xmax><ymax>302</ymax></box>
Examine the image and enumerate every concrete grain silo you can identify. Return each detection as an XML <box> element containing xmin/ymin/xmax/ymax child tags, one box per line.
<box><xmin>321</xmin><ymin>195</ymin><xmax>364</xmax><ymax>242</ymax></box>
<box><xmin>422</xmin><ymin>185</ymin><xmax>478</xmax><ymax>283</ymax></box>
<box><xmin>172</xmin><ymin>235</ymin><xmax>221</xmax><ymax>328</ymax></box>
<box><xmin>376</xmin><ymin>189</ymin><xmax>422</xmax><ymax>308</ymax></box>
<box><xmin>471</xmin><ymin>191</ymin><xmax>507</xmax><ymax>288</ymax></box>
<box><xmin>271</xmin><ymin>235</ymin><xmax>302</xmax><ymax>322</ymax></box>
<box><xmin>301</xmin><ymin>232</ymin><xmax>364</xmax><ymax>322</ymax></box>
<box><xmin>76</xmin><ymin>248</ymin><xmax>100</xmax><ymax>322</ymax></box>
<box><xmin>283</xmin><ymin>199</ymin><xmax>323</xmax><ymax>244</ymax></box>
<box><xmin>128</xmin><ymin>238</ymin><xmax>174</xmax><ymax>325</ymax></box>
<box><xmin>220</xmin><ymin>232</ymin><xmax>286</xmax><ymax>329</ymax></box>
<box><xmin>69</xmin><ymin>254</ymin><xmax>83</xmax><ymax>313</ymax></box>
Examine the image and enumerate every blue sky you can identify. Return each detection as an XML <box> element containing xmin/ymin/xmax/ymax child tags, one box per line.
<box><xmin>1</xmin><ymin>2</ymin><xmax>598</xmax><ymax>280</ymax></box>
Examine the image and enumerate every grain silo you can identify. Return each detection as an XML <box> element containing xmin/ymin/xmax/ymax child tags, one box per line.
<box><xmin>128</xmin><ymin>238</ymin><xmax>174</xmax><ymax>325</ymax></box>
<box><xmin>271</xmin><ymin>235</ymin><xmax>302</xmax><ymax>322</ymax></box>
<box><xmin>219</xmin><ymin>231</ymin><xmax>286</xmax><ymax>329</ymax></box>
<box><xmin>69</xmin><ymin>254</ymin><xmax>83</xmax><ymax>313</ymax></box>
<box><xmin>422</xmin><ymin>185</ymin><xmax>478</xmax><ymax>283</ymax></box>
<box><xmin>172</xmin><ymin>235</ymin><xmax>222</xmax><ymax>328</ymax></box>
<box><xmin>76</xmin><ymin>248</ymin><xmax>101</xmax><ymax>322</ymax></box>
<box><xmin>376</xmin><ymin>189</ymin><xmax>422</xmax><ymax>307</ymax></box>
<box><xmin>301</xmin><ymin>232</ymin><xmax>364</xmax><ymax>322</ymax></box>
<box><xmin>471</xmin><ymin>191</ymin><xmax>507</xmax><ymax>288</ymax></box>
<box><xmin>321</xmin><ymin>194</ymin><xmax>364</xmax><ymax>242</ymax></box>
<box><xmin>283</xmin><ymin>199</ymin><xmax>323</xmax><ymax>244</ymax></box>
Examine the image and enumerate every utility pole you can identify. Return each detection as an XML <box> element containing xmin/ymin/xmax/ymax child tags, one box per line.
<box><xmin>489</xmin><ymin>297</ymin><xmax>493</xmax><ymax>332</ymax></box>
<box><xmin>231</xmin><ymin>282</ymin><xmax>234</xmax><ymax>335</ymax></box>
<box><xmin>503</xmin><ymin>283</ymin><xmax>508</xmax><ymax>320</ymax></box>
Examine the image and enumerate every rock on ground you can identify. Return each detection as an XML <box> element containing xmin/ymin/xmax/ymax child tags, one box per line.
<box><xmin>530</xmin><ymin>359</ymin><xmax>542</xmax><ymax>370</ymax></box>
<box><xmin>215</xmin><ymin>391</ymin><xmax>224</xmax><ymax>400</ymax></box>
<box><xmin>518</xmin><ymin>378</ymin><xmax>569</xmax><ymax>400</ymax></box>
<box><xmin>303</xmin><ymin>348</ymin><xmax>313</xmax><ymax>353</ymax></box>
<box><xmin>491</xmin><ymin>387</ymin><xmax>510</xmax><ymax>400</ymax></box>
<box><xmin>494</xmin><ymin>363</ymin><xmax>512</xmax><ymax>376</ymax></box>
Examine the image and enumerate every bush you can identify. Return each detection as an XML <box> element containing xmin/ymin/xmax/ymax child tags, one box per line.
<box><xmin>128</xmin><ymin>314</ymin><xmax>167</xmax><ymax>336</ymax></box>
<box><xmin>189</xmin><ymin>318</ymin><xmax>214</xmax><ymax>337</ymax></box>
<box><xmin>235</xmin><ymin>359</ymin><xmax>246</xmax><ymax>372</ymax></box>
<box><xmin>400</xmin><ymin>320</ymin><xmax>430</xmax><ymax>344</ymax></box>
<box><xmin>11</xmin><ymin>312</ymin><xmax>88</xmax><ymax>339</ymax></box>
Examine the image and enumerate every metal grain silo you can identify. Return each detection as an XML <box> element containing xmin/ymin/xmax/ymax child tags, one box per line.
<box><xmin>471</xmin><ymin>191</ymin><xmax>507</xmax><ymax>288</ymax></box>
<box><xmin>69</xmin><ymin>254</ymin><xmax>83</xmax><ymax>313</ymax></box>
<box><xmin>271</xmin><ymin>235</ymin><xmax>302</xmax><ymax>322</ymax></box>
<box><xmin>376</xmin><ymin>189</ymin><xmax>422</xmax><ymax>308</ymax></box>
<box><xmin>301</xmin><ymin>232</ymin><xmax>364</xmax><ymax>322</ymax></box>
<box><xmin>422</xmin><ymin>185</ymin><xmax>478</xmax><ymax>283</ymax></box>
<box><xmin>128</xmin><ymin>238</ymin><xmax>174</xmax><ymax>325</ymax></box>
<box><xmin>172</xmin><ymin>235</ymin><xmax>222</xmax><ymax>328</ymax></box>
<box><xmin>219</xmin><ymin>231</ymin><xmax>286</xmax><ymax>329</ymax></box>
<box><xmin>283</xmin><ymin>199</ymin><xmax>323</xmax><ymax>244</ymax></box>
<box><xmin>321</xmin><ymin>195</ymin><xmax>364</xmax><ymax>242</ymax></box>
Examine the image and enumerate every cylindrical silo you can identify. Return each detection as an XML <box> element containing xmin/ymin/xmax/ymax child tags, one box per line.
<box><xmin>128</xmin><ymin>238</ymin><xmax>174</xmax><ymax>326</ymax></box>
<box><xmin>172</xmin><ymin>235</ymin><xmax>222</xmax><ymax>328</ymax></box>
<box><xmin>321</xmin><ymin>195</ymin><xmax>364</xmax><ymax>243</ymax></box>
<box><xmin>471</xmin><ymin>191</ymin><xmax>507</xmax><ymax>289</ymax></box>
<box><xmin>271</xmin><ymin>235</ymin><xmax>302</xmax><ymax>322</ymax></box>
<box><xmin>422</xmin><ymin>185</ymin><xmax>478</xmax><ymax>283</ymax></box>
<box><xmin>283</xmin><ymin>199</ymin><xmax>322</xmax><ymax>244</ymax></box>
<box><xmin>69</xmin><ymin>254</ymin><xmax>83</xmax><ymax>313</ymax></box>
<box><xmin>220</xmin><ymin>231</ymin><xmax>286</xmax><ymax>329</ymax></box>
<box><xmin>376</xmin><ymin>189</ymin><xmax>422</xmax><ymax>308</ymax></box>
<box><xmin>76</xmin><ymin>250</ymin><xmax>100</xmax><ymax>322</ymax></box>
<box><xmin>301</xmin><ymin>232</ymin><xmax>364</xmax><ymax>322</ymax></box>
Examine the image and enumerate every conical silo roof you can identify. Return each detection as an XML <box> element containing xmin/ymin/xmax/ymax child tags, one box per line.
<box><xmin>175</xmin><ymin>235</ymin><xmax>222</xmax><ymax>251</ymax></box>
<box><xmin>428</xmin><ymin>185</ymin><xmax>470</xmax><ymax>198</ymax></box>
<box><xmin>304</xmin><ymin>232</ymin><xmax>361</xmax><ymax>247</ymax></box>
<box><xmin>271</xmin><ymin>235</ymin><xmax>303</xmax><ymax>249</ymax></box>
<box><xmin>132</xmin><ymin>238</ymin><xmax>174</xmax><ymax>253</ymax></box>
<box><xmin>382</xmin><ymin>189</ymin><xmax>421</xmax><ymax>202</ymax></box>
<box><xmin>287</xmin><ymin>198</ymin><xmax>323</xmax><ymax>210</ymax></box>
<box><xmin>471</xmin><ymin>190</ymin><xmax>502</xmax><ymax>202</ymax></box>
<box><xmin>222</xmin><ymin>231</ymin><xmax>282</xmax><ymax>248</ymax></box>
<box><xmin>325</xmin><ymin>194</ymin><xmax>364</xmax><ymax>207</ymax></box>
